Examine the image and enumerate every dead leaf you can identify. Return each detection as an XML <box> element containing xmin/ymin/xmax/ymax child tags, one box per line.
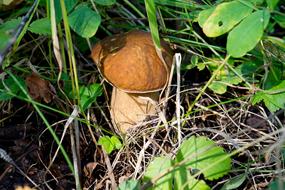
<box><xmin>25</xmin><ymin>73</ymin><xmax>54</xmax><ymax>103</ymax></box>
<box><xmin>83</xmin><ymin>162</ymin><xmax>98</xmax><ymax>178</ymax></box>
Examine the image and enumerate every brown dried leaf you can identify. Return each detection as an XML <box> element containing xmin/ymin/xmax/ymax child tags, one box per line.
<box><xmin>83</xmin><ymin>162</ymin><xmax>98</xmax><ymax>177</ymax></box>
<box><xmin>25</xmin><ymin>73</ymin><xmax>54</xmax><ymax>103</ymax></box>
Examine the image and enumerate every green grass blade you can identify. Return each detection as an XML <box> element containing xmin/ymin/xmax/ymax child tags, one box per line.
<box><xmin>145</xmin><ymin>0</ymin><xmax>161</xmax><ymax>49</ymax></box>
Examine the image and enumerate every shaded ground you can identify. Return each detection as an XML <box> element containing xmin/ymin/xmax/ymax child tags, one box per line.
<box><xmin>0</xmin><ymin>71</ymin><xmax>282</xmax><ymax>189</ymax></box>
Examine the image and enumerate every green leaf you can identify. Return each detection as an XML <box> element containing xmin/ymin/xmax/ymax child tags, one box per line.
<box><xmin>118</xmin><ymin>179</ymin><xmax>140</xmax><ymax>190</ymax></box>
<box><xmin>249</xmin><ymin>0</ymin><xmax>264</xmax><ymax>5</ymax></box>
<box><xmin>274</xmin><ymin>14</ymin><xmax>285</xmax><ymax>28</ymax></box>
<box><xmin>98</xmin><ymin>136</ymin><xmax>122</xmax><ymax>154</ymax></box>
<box><xmin>209</xmin><ymin>81</ymin><xmax>227</xmax><ymax>94</ymax></box>
<box><xmin>173</xmin><ymin>165</ymin><xmax>210</xmax><ymax>190</ymax></box>
<box><xmin>269</xmin><ymin>178</ymin><xmax>285</xmax><ymax>190</ymax></box>
<box><xmin>264</xmin><ymin>66</ymin><xmax>282</xmax><ymax>89</ymax></box>
<box><xmin>227</xmin><ymin>10</ymin><xmax>270</xmax><ymax>58</ymax></box>
<box><xmin>68</xmin><ymin>4</ymin><xmax>101</xmax><ymax>38</ymax></box>
<box><xmin>235</xmin><ymin>61</ymin><xmax>260</xmax><ymax>77</ymax></box>
<box><xmin>202</xmin><ymin>1</ymin><xmax>253</xmax><ymax>37</ymax></box>
<box><xmin>0</xmin><ymin>75</ymin><xmax>26</xmax><ymax>100</ymax></box>
<box><xmin>197</xmin><ymin>7</ymin><xmax>215</xmax><ymax>28</ymax></box>
<box><xmin>79</xmin><ymin>83</ymin><xmax>102</xmax><ymax>111</ymax></box>
<box><xmin>207</xmin><ymin>60</ymin><xmax>242</xmax><ymax>94</ymax></box>
<box><xmin>176</xmin><ymin>136</ymin><xmax>231</xmax><ymax>180</ymax></box>
<box><xmin>28</xmin><ymin>17</ymin><xmax>51</xmax><ymax>35</ymax></box>
<box><xmin>266</xmin><ymin>0</ymin><xmax>280</xmax><ymax>10</ymax></box>
<box><xmin>53</xmin><ymin>0</ymin><xmax>77</xmax><ymax>22</ymax></box>
<box><xmin>252</xmin><ymin>80</ymin><xmax>285</xmax><ymax>113</ymax></box>
<box><xmin>0</xmin><ymin>17</ymin><xmax>21</xmax><ymax>32</ymax></box>
<box><xmin>98</xmin><ymin>136</ymin><xmax>114</xmax><ymax>154</ymax></box>
<box><xmin>110</xmin><ymin>136</ymin><xmax>122</xmax><ymax>150</ymax></box>
<box><xmin>144</xmin><ymin>156</ymin><xmax>173</xmax><ymax>190</ymax></box>
<box><xmin>221</xmin><ymin>173</ymin><xmax>247</xmax><ymax>190</ymax></box>
<box><xmin>0</xmin><ymin>18</ymin><xmax>21</xmax><ymax>51</ymax></box>
<box><xmin>94</xmin><ymin>0</ymin><xmax>116</xmax><ymax>6</ymax></box>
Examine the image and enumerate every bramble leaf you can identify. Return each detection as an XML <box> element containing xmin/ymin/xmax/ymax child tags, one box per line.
<box><xmin>28</xmin><ymin>17</ymin><xmax>51</xmax><ymax>35</ymax></box>
<box><xmin>118</xmin><ymin>179</ymin><xmax>140</xmax><ymax>190</ymax></box>
<box><xmin>252</xmin><ymin>81</ymin><xmax>285</xmax><ymax>113</ymax></box>
<box><xmin>176</xmin><ymin>136</ymin><xmax>231</xmax><ymax>180</ymax></box>
<box><xmin>144</xmin><ymin>156</ymin><xmax>173</xmax><ymax>190</ymax></box>
<box><xmin>174</xmin><ymin>165</ymin><xmax>210</xmax><ymax>190</ymax></box>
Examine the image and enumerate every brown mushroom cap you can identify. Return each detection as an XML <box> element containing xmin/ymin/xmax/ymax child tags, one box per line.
<box><xmin>91</xmin><ymin>30</ymin><xmax>173</xmax><ymax>93</ymax></box>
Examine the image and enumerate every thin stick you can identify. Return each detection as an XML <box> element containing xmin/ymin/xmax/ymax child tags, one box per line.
<box><xmin>102</xmin><ymin>150</ymin><xmax>117</xmax><ymax>190</ymax></box>
<box><xmin>175</xmin><ymin>53</ymin><xmax>182</xmax><ymax>145</ymax></box>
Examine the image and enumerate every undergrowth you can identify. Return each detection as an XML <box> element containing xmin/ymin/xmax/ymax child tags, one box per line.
<box><xmin>0</xmin><ymin>0</ymin><xmax>285</xmax><ymax>189</ymax></box>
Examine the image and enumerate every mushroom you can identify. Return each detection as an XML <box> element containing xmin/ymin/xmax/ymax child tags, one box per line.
<box><xmin>91</xmin><ymin>30</ymin><xmax>173</xmax><ymax>133</ymax></box>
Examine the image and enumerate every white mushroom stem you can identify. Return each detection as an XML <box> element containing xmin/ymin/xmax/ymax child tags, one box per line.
<box><xmin>110</xmin><ymin>88</ymin><xmax>159</xmax><ymax>133</ymax></box>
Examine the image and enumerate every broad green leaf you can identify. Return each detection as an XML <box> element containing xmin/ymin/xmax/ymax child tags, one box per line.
<box><xmin>98</xmin><ymin>136</ymin><xmax>122</xmax><ymax>154</ymax></box>
<box><xmin>197</xmin><ymin>7</ymin><xmax>215</xmax><ymax>27</ymax></box>
<box><xmin>197</xmin><ymin>63</ymin><xmax>206</xmax><ymax>71</ymax></box>
<box><xmin>28</xmin><ymin>17</ymin><xmax>51</xmax><ymax>35</ymax></box>
<box><xmin>144</xmin><ymin>156</ymin><xmax>173</xmax><ymax>190</ymax></box>
<box><xmin>110</xmin><ymin>136</ymin><xmax>122</xmax><ymax>150</ymax></box>
<box><xmin>0</xmin><ymin>17</ymin><xmax>21</xmax><ymax>32</ymax></box>
<box><xmin>249</xmin><ymin>0</ymin><xmax>264</xmax><ymax>5</ymax></box>
<box><xmin>176</xmin><ymin>136</ymin><xmax>231</xmax><ymax>180</ymax></box>
<box><xmin>227</xmin><ymin>10</ymin><xmax>270</xmax><ymax>58</ymax></box>
<box><xmin>98</xmin><ymin>136</ymin><xmax>114</xmax><ymax>154</ymax></box>
<box><xmin>221</xmin><ymin>173</ymin><xmax>247</xmax><ymax>190</ymax></box>
<box><xmin>118</xmin><ymin>179</ymin><xmax>140</xmax><ymax>190</ymax></box>
<box><xmin>202</xmin><ymin>1</ymin><xmax>253</xmax><ymax>37</ymax></box>
<box><xmin>209</xmin><ymin>81</ymin><xmax>227</xmax><ymax>94</ymax></box>
<box><xmin>94</xmin><ymin>0</ymin><xmax>116</xmax><ymax>6</ymax></box>
<box><xmin>174</xmin><ymin>165</ymin><xmax>210</xmax><ymax>190</ymax></box>
<box><xmin>52</xmin><ymin>0</ymin><xmax>77</xmax><ymax>22</ymax></box>
<box><xmin>235</xmin><ymin>61</ymin><xmax>260</xmax><ymax>77</ymax></box>
<box><xmin>145</xmin><ymin>0</ymin><xmax>161</xmax><ymax>49</ymax></box>
<box><xmin>0</xmin><ymin>18</ymin><xmax>21</xmax><ymax>50</ymax></box>
<box><xmin>266</xmin><ymin>0</ymin><xmax>279</xmax><ymax>10</ymax></box>
<box><xmin>264</xmin><ymin>66</ymin><xmax>282</xmax><ymax>89</ymax></box>
<box><xmin>252</xmin><ymin>80</ymin><xmax>285</xmax><ymax>113</ymax></box>
<box><xmin>79</xmin><ymin>83</ymin><xmax>102</xmax><ymax>111</ymax></box>
<box><xmin>0</xmin><ymin>75</ymin><xmax>26</xmax><ymax>100</ymax></box>
<box><xmin>269</xmin><ymin>179</ymin><xmax>285</xmax><ymax>190</ymax></box>
<box><xmin>68</xmin><ymin>4</ymin><xmax>101</xmax><ymax>38</ymax></box>
<box><xmin>0</xmin><ymin>32</ymin><xmax>10</xmax><ymax>52</ymax></box>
